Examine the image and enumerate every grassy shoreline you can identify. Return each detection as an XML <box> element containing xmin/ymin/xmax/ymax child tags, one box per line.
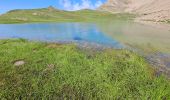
<box><xmin>0</xmin><ymin>39</ymin><xmax>169</xmax><ymax>99</ymax></box>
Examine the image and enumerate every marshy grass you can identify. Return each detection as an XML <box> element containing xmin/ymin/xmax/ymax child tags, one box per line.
<box><xmin>0</xmin><ymin>39</ymin><xmax>169</xmax><ymax>99</ymax></box>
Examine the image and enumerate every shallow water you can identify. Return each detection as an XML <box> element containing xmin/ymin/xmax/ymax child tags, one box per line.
<box><xmin>96</xmin><ymin>21</ymin><xmax>170</xmax><ymax>53</ymax></box>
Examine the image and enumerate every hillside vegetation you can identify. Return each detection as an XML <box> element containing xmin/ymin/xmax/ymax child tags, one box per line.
<box><xmin>0</xmin><ymin>7</ymin><xmax>134</xmax><ymax>24</ymax></box>
<box><xmin>0</xmin><ymin>39</ymin><xmax>170</xmax><ymax>99</ymax></box>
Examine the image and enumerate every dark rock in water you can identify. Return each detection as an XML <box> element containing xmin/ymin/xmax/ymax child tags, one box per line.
<box><xmin>73</xmin><ymin>37</ymin><xmax>82</xmax><ymax>41</ymax></box>
<box><xmin>166</xmin><ymin>62</ymin><xmax>170</xmax><ymax>68</ymax></box>
<box><xmin>146</xmin><ymin>52</ymin><xmax>170</xmax><ymax>78</ymax></box>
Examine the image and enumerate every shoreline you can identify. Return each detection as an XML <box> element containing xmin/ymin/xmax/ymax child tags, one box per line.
<box><xmin>1</xmin><ymin>38</ymin><xmax>170</xmax><ymax>78</ymax></box>
<box><xmin>134</xmin><ymin>19</ymin><xmax>170</xmax><ymax>31</ymax></box>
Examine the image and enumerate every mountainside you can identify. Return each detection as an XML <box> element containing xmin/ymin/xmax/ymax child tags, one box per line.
<box><xmin>0</xmin><ymin>6</ymin><xmax>133</xmax><ymax>24</ymax></box>
<box><xmin>98</xmin><ymin>0</ymin><xmax>170</xmax><ymax>22</ymax></box>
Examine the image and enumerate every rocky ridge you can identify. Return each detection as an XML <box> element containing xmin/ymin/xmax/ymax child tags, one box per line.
<box><xmin>98</xmin><ymin>0</ymin><xmax>170</xmax><ymax>22</ymax></box>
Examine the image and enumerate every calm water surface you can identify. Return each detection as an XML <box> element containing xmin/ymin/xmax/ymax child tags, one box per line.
<box><xmin>0</xmin><ymin>23</ymin><xmax>123</xmax><ymax>48</ymax></box>
<box><xmin>0</xmin><ymin>21</ymin><xmax>170</xmax><ymax>52</ymax></box>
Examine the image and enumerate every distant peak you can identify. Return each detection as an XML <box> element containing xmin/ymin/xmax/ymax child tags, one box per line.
<box><xmin>47</xmin><ymin>6</ymin><xmax>56</xmax><ymax>11</ymax></box>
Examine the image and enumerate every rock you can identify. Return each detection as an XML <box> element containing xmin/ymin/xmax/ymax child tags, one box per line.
<box><xmin>47</xmin><ymin>6</ymin><xmax>56</xmax><ymax>11</ymax></box>
<box><xmin>32</xmin><ymin>13</ymin><xmax>38</xmax><ymax>15</ymax></box>
<box><xmin>14</xmin><ymin>60</ymin><xmax>25</xmax><ymax>66</ymax></box>
<box><xmin>98</xmin><ymin>0</ymin><xmax>170</xmax><ymax>22</ymax></box>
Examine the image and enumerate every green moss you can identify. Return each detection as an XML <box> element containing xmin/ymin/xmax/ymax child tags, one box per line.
<box><xmin>0</xmin><ymin>8</ymin><xmax>135</xmax><ymax>24</ymax></box>
<box><xmin>0</xmin><ymin>39</ymin><xmax>169</xmax><ymax>99</ymax></box>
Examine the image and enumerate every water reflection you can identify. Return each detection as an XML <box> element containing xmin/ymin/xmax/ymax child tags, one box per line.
<box><xmin>96</xmin><ymin>21</ymin><xmax>170</xmax><ymax>53</ymax></box>
<box><xmin>0</xmin><ymin>23</ymin><xmax>123</xmax><ymax>48</ymax></box>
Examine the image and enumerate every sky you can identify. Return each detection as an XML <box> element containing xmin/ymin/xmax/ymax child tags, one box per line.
<box><xmin>0</xmin><ymin>0</ymin><xmax>106</xmax><ymax>14</ymax></box>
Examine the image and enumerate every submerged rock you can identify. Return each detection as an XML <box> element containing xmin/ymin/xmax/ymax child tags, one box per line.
<box><xmin>146</xmin><ymin>52</ymin><xmax>170</xmax><ymax>78</ymax></box>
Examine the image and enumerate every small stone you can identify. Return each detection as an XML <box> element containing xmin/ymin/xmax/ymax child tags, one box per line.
<box><xmin>14</xmin><ymin>60</ymin><xmax>25</xmax><ymax>66</ymax></box>
<box><xmin>32</xmin><ymin>13</ymin><xmax>38</xmax><ymax>15</ymax></box>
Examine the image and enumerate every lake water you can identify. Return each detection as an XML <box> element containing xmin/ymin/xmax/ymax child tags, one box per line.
<box><xmin>0</xmin><ymin>21</ymin><xmax>170</xmax><ymax>52</ymax></box>
<box><xmin>0</xmin><ymin>22</ymin><xmax>123</xmax><ymax>48</ymax></box>
<box><xmin>0</xmin><ymin>21</ymin><xmax>170</xmax><ymax>75</ymax></box>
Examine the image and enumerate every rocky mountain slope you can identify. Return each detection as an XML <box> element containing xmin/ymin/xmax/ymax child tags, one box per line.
<box><xmin>98</xmin><ymin>0</ymin><xmax>170</xmax><ymax>22</ymax></box>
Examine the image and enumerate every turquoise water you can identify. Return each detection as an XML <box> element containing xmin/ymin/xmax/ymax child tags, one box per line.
<box><xmin>0</xmin><ymin>23</ymin><xmax>123</xmax><ymax>48</ymax></box>
<box><xmin>0</xmin><ymin>22</ymin><xmax>170</xmax><ymax>51</ymax></box>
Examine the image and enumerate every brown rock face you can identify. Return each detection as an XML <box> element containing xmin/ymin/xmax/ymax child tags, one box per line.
<box><xmin>98</xmin><ymin>0</ymin><xmax>170</xmax><ymax>21</ymax></box>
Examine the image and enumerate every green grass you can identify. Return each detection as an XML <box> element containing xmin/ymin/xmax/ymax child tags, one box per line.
<box><xmin>167</xmin><ymin>20</ymin><xmax>170</xmax><ymax>23</ymax></box>
<box><xmin>0</xmin><ymin>39</ymin><xmax>169</xmax><ymax>99</ymax></box>
<box><xmin>0</xmin><ymin>7</ymin><xmax>135</xmax><ymax>24</ymax></box>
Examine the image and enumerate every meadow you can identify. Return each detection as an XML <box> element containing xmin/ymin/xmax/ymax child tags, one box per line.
<box><xmin>0</xmin><ymin>7</ymin><xmax>134</xmax><ymax>24</ymax></box>
<box><xmin>0</xmin><ymin>39</ymin><xmax>169</xmax><ymax>99</ymax></box>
